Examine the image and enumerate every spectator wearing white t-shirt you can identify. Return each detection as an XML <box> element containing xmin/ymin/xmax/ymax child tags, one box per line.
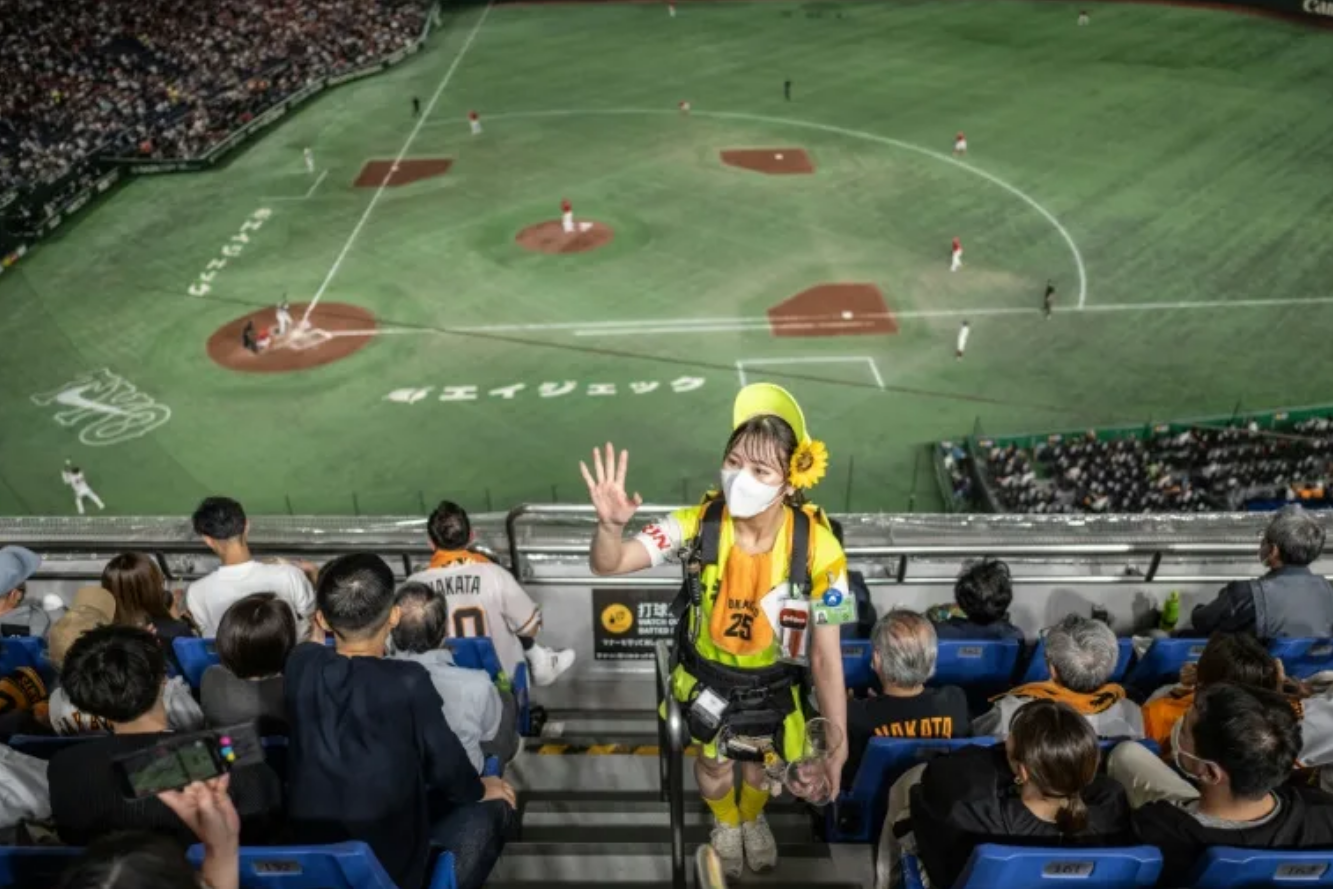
<box><xmin>185</xmin><ymin>497</ymin><xmax>316</xmax><ymax>638</ymax></box>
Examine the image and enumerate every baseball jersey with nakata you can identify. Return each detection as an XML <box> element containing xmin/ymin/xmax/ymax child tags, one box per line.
<box><xmin>186</xmin><ymin>560</ymin><xmax>315</xmax><ymax>638</ymax></box>
<box><xmin>407</xmin><ymin>552</ymin><xmax>540</xmax><ymax>676</ymax></box>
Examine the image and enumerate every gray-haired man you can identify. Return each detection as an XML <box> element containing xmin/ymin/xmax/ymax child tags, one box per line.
<box><xmin>389</xmin><ymin>582</ymin><xmax>519</xmax><ymax>772</ymax></box>
<box><xmin>843</xmin><ymin>610</ymin><xmax>971</xmax><ymax>786</ymax></box>
<box><xmin>974</xmin><ymin>614</ymin><xmax>1143</xmax><ymax>738</ymax></box>
<box><xmin>1192</xmin><ymin>506</ymin><xmax>1333</xmax><ymax>638</ymax></box>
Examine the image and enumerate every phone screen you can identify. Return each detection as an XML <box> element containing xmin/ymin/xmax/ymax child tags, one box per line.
<box><xmin>118</xmin><ymin>739</ymin><xmax>223</xmax><ymax>798</ymax></box>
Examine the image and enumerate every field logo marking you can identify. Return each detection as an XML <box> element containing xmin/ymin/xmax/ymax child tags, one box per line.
<box><xmin>187</xmin><ymin>207</ymin><xmax>273</xmax><ymax>297</ymax></box>
<box><xmin>302</xmin><ymin>0</ymin><xmax>494</xmax><ymax>326</ymax></box>
<box><xmin>382</xmin><ymin>376</ymin><xmax>707</xmax><ymax>405</ymax></box>
<box><xmin>479</xmin><ymin>108</ymin><xmax>1088</xmax><ymax>309</ymax></box>
<box><xmin>735</xmin><ymin>356</ymin><xmax>885</xmax><ymax>390</ymax></box>
<box><xmin>31</xmin><ymin>369</ymin><xmax>173</xmax><ymax>447</ymax></box>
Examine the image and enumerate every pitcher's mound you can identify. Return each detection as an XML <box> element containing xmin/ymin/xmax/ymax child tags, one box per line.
<box><xmin>720</xmin><ymin>148</ymin><xmax>815</xmax><ymax>175</ymax></box>
<box><xmin>207</xmin><ymin>302</ymin><xmax>378</xmax><ymax>373</ymax></box>
<box><xmin>516</xmin><ymin>220</ymin><xmax>614</xmax><ymax>254</ymax></box>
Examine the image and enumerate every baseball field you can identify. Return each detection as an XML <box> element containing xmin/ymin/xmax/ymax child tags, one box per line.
<box><xmin>2</xmin><ymin>0</ymin><xmax>1332</xmax><ymax>517</ymax></box>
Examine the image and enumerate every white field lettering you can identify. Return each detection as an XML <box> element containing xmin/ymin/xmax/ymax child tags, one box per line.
<box><xmin>187</xmin><ymin>208</ymin><xmax>272</xmax><ymax>297</ymax></box>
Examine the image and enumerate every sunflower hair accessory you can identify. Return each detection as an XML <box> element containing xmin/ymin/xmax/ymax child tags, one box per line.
<box><xmin>789</xmin><ymin>439</ymin><xmax>829</xmax><ymax>489</ymax></box>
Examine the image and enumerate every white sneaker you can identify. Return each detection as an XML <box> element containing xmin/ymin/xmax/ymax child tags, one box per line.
<box><xmin>710</xmin><ymin>821</ymin><xmax>744</xmax><ymax>880</ymax></box>
<box><xmin>526</xmin><ymin>643</ymin><xmax>575</xmax><ymax>686</ymax></box>
<box><xmin>742</xmin><ymin>814</ymin><xmax>778</xmax><ymax>873</ymax></box>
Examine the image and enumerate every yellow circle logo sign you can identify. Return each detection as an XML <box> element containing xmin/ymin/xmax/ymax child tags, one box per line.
<box><xmin>601</xmin><ymin>603</ymin><xmax>634</xmax><ymax>635</ymax></box>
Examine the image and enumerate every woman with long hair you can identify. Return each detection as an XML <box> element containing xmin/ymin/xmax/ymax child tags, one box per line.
<box><xmin>101</xmin><ymin>553</ymin><xmax>197</xmax><ymax>667</ymax></box>
<box><xmin>580</xmin><ymin>384</ymin><xmax>850</xmax><ymax>878</ymax></box>
<box><xmin>906</xmin><ymin>699</ymin><xmax>1132</xmax><ymax>888</ymax></box>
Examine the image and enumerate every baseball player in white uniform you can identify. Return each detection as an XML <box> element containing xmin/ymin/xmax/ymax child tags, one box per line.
<box><xmin>561</xmin><ymin>198</ymin><xmax>575</xmax><ymax>235</ymax></box>
<box><xmin>303</xmin><ymin>147</ymin><xmax>315</xmax><ymax>174</ymax></box>
<box><xmin>951</xmin><ymin>236</ymin><xmax>964</xmax><ymax>272</ymax></box>
<box><xmin>954</xmin><ymin>131</ymin><xmax>968</xmax><ymax>156</ymax></box>
<box><xmin>410</xmin><ymin>501</ymin><xmax>575</xmax><ymax>685</ymax></box>
<box><xmin>275</xmin><ymin>299</ymin><xmax>293</xmax><ymax>336</ymax></box>
<box><xmin>62</xmin><ymin>461</ymin><xmax>105</xmax><ymax>514</ymax></box>
<box><xmin>469</xmin><ymin>110</ymin><xmax>482</xmax><ymax>135</ymax></box>
<box><xmin>956</xmin><ymin>321</ymin><xmax>971</xmax><ymax>361</ymax></box>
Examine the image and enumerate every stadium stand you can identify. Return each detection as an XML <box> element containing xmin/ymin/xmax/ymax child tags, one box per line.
<box><xmin>0</xmin><ymin>0</ymin><xmax>425</xmax><ymax>216</ymax></box>
<box><xmin>944</xmin><ymin>406</ymin><xmax>1333</xmax><ymax>515</ymax></box>
<box><xmin>5</xmin><ymin>504</ymin><xmax>1333</xmax><ymax>889</ymax></box>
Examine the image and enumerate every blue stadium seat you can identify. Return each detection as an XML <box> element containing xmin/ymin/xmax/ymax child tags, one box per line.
<box><xmin>1188</xmin><ymin>846</ymin><xmax>1333</xmax><ymax>888</ymax></box>
<box><xmin>903</xmin><ymin>844</ymin><xmax>1163</xmax><ymax>889</ymax></box>
<box><xmin>842</xmin><ymin>639</ymin><xmax>1022</xmax><ymax>691</ymax></box>
<box><xmin>185</xmin><ymin>842</ymin><xmax>447</xmax><ymax>889</ymax></box>
<box><xmin>173</xmin><ymin>637</ymin><xmax>218</xmax><ymax>689</ymax></box>
<box><xmin>1022</xmin><ymin>637</ymin><xmax>1135</xmax><ymax>684</ymax></box>
<box><xmin>8</xmin><ymin>734</ymin><xmax>103</xmax><ymax>760</ymax></box>
<box><xmin>829</xmin><ymin>736</ymin><xmax>997</xmax><ymax>843</ymax></box>
<box><xmin>446</xmin><ymin>637</ymin><xmax>532</xmax><ymax>736</ymax></box>
<box><xmin>0</xmin><ymin>846</ymin><xmax>82</xmax><ymax>888</ymax></box>
<box><xmin>1124</xmin><ymin>638</ymin><xmax>1207</xmax><ymax>690</ymax></box>
<box><xmin>1268</xmin><ymin>638</ymin><xmax>1333</xmax><ymax>679</ymax></box>
<box><xmin>482</xmin><ymin>755</ymin><xmax>501</xmax><ymax>778</ymax></box>
<box><xmin>0</xmin><ymin>637</ymin><xmax>45</xmax><ymax>675</ymax></box>
<box><xmin>428</xmin><ymin>852</ymin><xmax>460</xmax><ymax>889</ymax></box>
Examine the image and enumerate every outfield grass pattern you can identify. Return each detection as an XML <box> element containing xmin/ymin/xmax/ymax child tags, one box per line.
<box><xmin>2</xmin><ymin>0</ymin><xmax>1331</xmax><ymax>516</ymax></box>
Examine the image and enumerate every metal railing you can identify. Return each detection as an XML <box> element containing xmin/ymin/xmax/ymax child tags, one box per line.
<box><xmin>654</xmin><ymin>639</ymin><xmax>687</xmax><ymax>889</ymax></box>
<box><xmin>502</xmin><ymin>504</ymin><xmax>1328</xmax><ymax>587</ymax></box>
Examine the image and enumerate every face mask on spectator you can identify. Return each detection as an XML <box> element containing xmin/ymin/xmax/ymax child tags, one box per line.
<box><xmin>1171</xmin><ymin>717</ymin><xmax>1213</xmax><ymax>783</ymax></box>
<box><xmin>720</xmin><ymin>468</ymin><xmax>782</xmax><ymax>519</ymax></box>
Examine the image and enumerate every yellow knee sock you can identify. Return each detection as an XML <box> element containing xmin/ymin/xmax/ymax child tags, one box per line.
<box><xmin>704</xmin><ymin>791</ymin><xmax>741</xmax><ymax>826</ymax></box>
<box><xmin>738</xmin><ymin>781</ymin><xmax>770</xmax><ymax>823</ymax></box>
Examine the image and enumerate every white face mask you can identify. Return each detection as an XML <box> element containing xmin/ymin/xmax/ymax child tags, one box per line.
<box><xmin>720</xmin><ymin>468</ymin><xmax>783</xmax><ymax>519</ymax></box>
<box><xmin>1171</xmin><ymin>717</ymin><xmax>1205</xmax><ymax>784</ymax></box>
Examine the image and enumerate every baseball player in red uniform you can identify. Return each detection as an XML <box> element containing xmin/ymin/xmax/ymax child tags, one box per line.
<box><xmin>951</xmin><ymin>236</ymin><xmax>963</xmax><ymax>272</ymax></box>
<box><xmin>469</xmin><ymin>110</ymin><xmax>482</xmax><ymax>136</ymax></box>
<box><xmin>561</xmin><ymin>198</ymin><xmax>574</xmax><ymax>234</ymax></box>
<box><xmin>954</xmin><ymin>131</ymin><xmax>967</xmax><ymax>156</ymax></box>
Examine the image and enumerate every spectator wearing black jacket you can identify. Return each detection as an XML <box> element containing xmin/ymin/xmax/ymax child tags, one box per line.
<box><xmin>285</xmin><ymin>554</ymin><xmax>516</xmax><ymax>889</ymax></box>
<box><xmin>48</xmin><ymin>626</ymin><xmax>283</xmax><ymax>847</ymax></box>
<box><xmin>1112</xmin><ymin>683</ymin><xmax>1333</xmax><ymax>888</ymax></box>
<box><xmin>907</xmin><ymin>700</ymin><xmax>1132</xmax><ymax>889</ymax></box>
<box><xmin>1191</xmin><ymin>507</ymin><xmax>1333</xmax><ymax>638</ymax></box>
<box><xmin>930</xmin><ymin>558</ymin><xmax>1025</xmax><ymax>642</ymax></box>
<box><xmin>844</xmin><ymin>610</ymin><xmax>969</xmax><ymax>787</ymax></box>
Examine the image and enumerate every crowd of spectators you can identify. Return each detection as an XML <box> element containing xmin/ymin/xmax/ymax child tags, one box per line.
<box><xmin>0</xmin><ymin>0</ymin><xmax>426</xmax><ymax>206</ymax></box>
<box><xmin>984</xmin><ymin>418</ymin><xmax>1333</xmax><ymax>514</ymax></box>
<box><xmin>0</xmin><ymin>494</ymin><xmax>579</xmax><ymax>889</ymax></box>
<box><xmin>2</xmin><ymin>502</ymin><xmax>1333</xmax><ymax>888</ymax></box>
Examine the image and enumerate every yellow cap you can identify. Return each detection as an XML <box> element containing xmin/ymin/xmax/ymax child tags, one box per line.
<box><xmin>733</xmin><ymin>384</ymin><xmax>810</xmax><ymax>444</ymax></box>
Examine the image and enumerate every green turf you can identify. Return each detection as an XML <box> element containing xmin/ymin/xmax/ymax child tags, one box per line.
<box><xmin>2</xmin><ymin>0</ymin><xmax>1332</xmax><ymax>517</ymax></box>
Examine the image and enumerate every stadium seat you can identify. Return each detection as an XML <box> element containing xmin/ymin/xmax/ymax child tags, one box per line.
<box><xmin>1124</xmin><ymin>638</ymin><xmax>1207</xmax><ymax>690</ymax></box>
<box><xmin>1187</xmin><ymin>846</ymin><xmax>1333</xmax><ymax>888</ymax></box>
<box><xmin>830</xmin><ymin>736</ymin><xmax>997</xmax><ymax>843</ymax></box>
<box><xmin>7</xmin><ymin>734</ymin><xmax>103</xmax><ymax>760</ymax></box>
<box><xmin>185</xmin><ymin>842</ymin><xmax>453</xmax><ymax>889</ymax></box>
<box><xmin>1021</xmin><ymin>637</ymin><xmax>1135</xmax><ymax>684</ymax></box>
<box><xmin>0</xmin><ymin>846</ymin><xmax>82</xmax><ymax>889</ymax></box>
<box><xmin>173</xmin><ymin>637</ymin><xmax>218</xmax><ymax>689</ymax></box>
<box><xmin>1268</xmin><ymin>638</ymin><xmax>1333</xmax><ymax>679</ymax></box>
<box><xmin>841</xmin><ymin>639</ymin><xmax>1022</xmax><ymax>691</ymax></box>
<box><xmin>482</xmin><ymin>755</ymin><xmax>502</xmax><ymax>778</ymax></box>
<box><xmin>0</xmin><ymin>637</ymin><xmax>45</xmax><ymax>675</ymax></box>
<box><xmin>903</xmin><ymin>844</ymin><xmax>1163</xmax><ymax>889</ymax></box>
<box><xmin>446</xmin><ymin>637</ymin><xmax>532</xmax><ymax>736</ymax></box>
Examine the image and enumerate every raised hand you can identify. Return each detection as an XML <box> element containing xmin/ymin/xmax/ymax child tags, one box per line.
<box><xmin>579</xmin><ymin>442</ymin><xmax>643</xmax><ymax>528</ymax></box>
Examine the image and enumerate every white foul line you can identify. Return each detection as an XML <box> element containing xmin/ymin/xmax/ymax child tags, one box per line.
<box><xmin>736</xmin><ymin>356</ymin><xmax>885</xmax><ymax>389</ymax></box>
<box><xmin>304</xmin><ymin>169</ymin><xmax>329</xmax><ymax>199</ymax></box>
<box><xmin>468</xmin><ymin>108</ymin><xmax>1089</xmax><ymax>310</ymax></box>
<box><xmin>300</xmin><ymin>1</ymin><xmax>493</xmax><ymax>326</ymax></box>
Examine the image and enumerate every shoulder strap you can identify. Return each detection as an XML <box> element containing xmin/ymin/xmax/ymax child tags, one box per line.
<box><xmin>698</xmin><ymin>497</ymin><xmax>726</xmax><ymax>567</ymax></box>
<box><xmin>789</xmin><ymin>507</ymin><xmax>811</xmax><ymax>596</ymax></box>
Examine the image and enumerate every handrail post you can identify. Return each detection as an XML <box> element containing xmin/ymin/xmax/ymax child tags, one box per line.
<box><xmin>656</xmin><ymin>640</ymin><xmax>687</xmax><ymax>889</ymax></box>
<box><xmin>504</xmin><ymin>504</ymin><xmax>531</xmax><ymax>572</ymax></box>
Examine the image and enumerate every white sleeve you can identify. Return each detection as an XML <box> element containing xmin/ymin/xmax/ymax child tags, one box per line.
<box><xmin>286</xmin><ymin>566</ymin><xmax>316</xmax><ymax>620</ymax></box>
<box><xmin>632</xmin><ymin>514</ymin><xmax>686</xmax><ymax>568</ymax></box>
